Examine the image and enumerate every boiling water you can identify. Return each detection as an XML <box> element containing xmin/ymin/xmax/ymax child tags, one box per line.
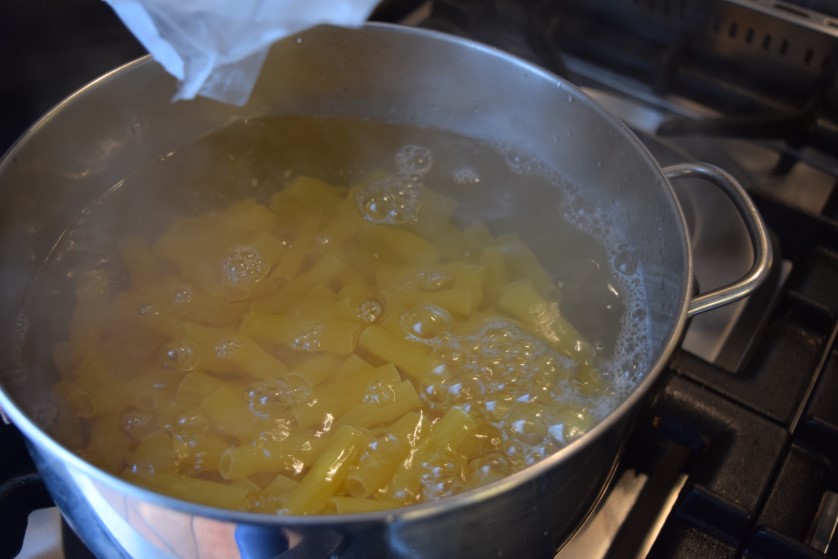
<box><xmin>17</xmin><ymin>115</ymin><xmax>652</xmax><ymax>507</ymax></box>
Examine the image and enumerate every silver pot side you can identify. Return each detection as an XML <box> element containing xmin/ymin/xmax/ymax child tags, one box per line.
<box><xmin>30</xmin><ymin>418</ymin><xmax>627</xmax><ymax>558</ymax></box>
<box><xmin>0</xmin><ymin>23</ymin><xmax>695</xmax><ymax>558</ymax></box>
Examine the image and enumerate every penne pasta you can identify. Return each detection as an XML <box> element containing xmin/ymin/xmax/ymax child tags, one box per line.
<box><xmin>285</xmin><ymin>426</ymin><xmax>366</xmax><ymax>515</ymax></box>
<box><xmin>49</xmin><ymin>161</ymin><xmax>604</xmax><ymax>516</ymax></box>
<box><xmin>345</xmin><ymin>411</ymin><xmax>423</xmax><ymax>498</ymax></box>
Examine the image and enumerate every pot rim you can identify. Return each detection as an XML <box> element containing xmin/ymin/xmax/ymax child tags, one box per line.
<box><xmin>0</xmin><ymin>21</ymin><xmax>692</xmax><ymax>526</ymax></box>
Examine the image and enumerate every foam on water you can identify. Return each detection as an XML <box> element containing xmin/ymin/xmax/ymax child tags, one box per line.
<box><xmin>490</xmin><ymin>143</ymin><xmax>654</xmax><ymax>418</ymax></box>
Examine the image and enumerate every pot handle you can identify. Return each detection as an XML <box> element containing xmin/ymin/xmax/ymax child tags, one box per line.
<box><xmin>662</xmin><ymin>163</ymin><xmax>772</xmax><ymax>317</ymax></box>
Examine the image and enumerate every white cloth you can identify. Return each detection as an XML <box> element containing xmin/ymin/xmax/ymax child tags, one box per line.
<box><xmin>106</xmin><ymin>0</ymin><xmax>380</xmax><ymax>105</ymax></box>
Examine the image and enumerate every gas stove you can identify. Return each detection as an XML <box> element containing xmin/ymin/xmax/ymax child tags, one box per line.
<box><xmin>2</xmin><ymin>1</ymin><xmax>837</xmax><ymax>558</ymax></box>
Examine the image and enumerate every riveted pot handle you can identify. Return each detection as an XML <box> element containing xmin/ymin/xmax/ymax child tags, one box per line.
<box><xmin>662</xmin><ymin>163</ymin><xmax>772</xmax><ymax>317</ymax></box>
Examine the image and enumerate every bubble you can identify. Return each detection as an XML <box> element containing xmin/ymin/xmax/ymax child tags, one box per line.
<box><xmin>494</xmin><ymin>144</ymin><xmax>547</xmax><ymax>176</ymax></box>
<box><xmin>169</xmin><ymin>283</ymin><xmax>193</xmax><ymax>304</ymax></box>
<box><xmin>417</xmin><ymin>269</ymin><xmax>453</xmax><ymax>291</ymax></box>
<box><xmin>466</xmin><ymin>452</ymin><xmax>511</xmax><ymax>485</ymax></box>
<box><xmin>292</xmin><ymin>326</ymin><xmax>323</xmax><ymax>351</ymax></box>
<box><xmin>119</xmin><ymin>408</ymin><xmax>157</xmax><ymax>439</ymax></box>
<box><xmin>613</xmin><ymin>250</ymin><xmax>638</xmax><ymax>276</ymax></box>
<box><xmin>402</xmin><ymin>305</ymin><xmax>453</xmax><ymax>342</ymax></box>
<box><xmin>169</xmin><ymin>407</ymin><xmax>210</xmax><ymax>439</ymax></box>
<box><xmin>215</xmin><ymin>337</ymin><xmax>244</xmax><ymax>358</ymax></box>
<box><xmin>546</xmin><ymin>408</ymin><xmax>592</xmax><ymax>445</ymax></box>
<box><xmin>159</xmin><ymin>339</ymin><xmax>199</xmax><ymax>371</ymax></box>
<box><xmin>362</xmin><ymin>380</ymin><xmax>394</xmax><ymax>405</ymax></box>
<box><xmin>246</xmin><ymin>378</ymin><xmax>311</xmax><ymax>417</ymax></box>
<box><xmin>452</xmin><ymin>167</ymin><xmax>480</xmax><ymax>185</ymax></box>
<box><xmin>395</xmin><ymin>144</ymin><xmax>433</xmax><ymax>175</ymax></box>
<box><xmin>356</xmin><ymin>174</ymin><xmax>422</xmax><ymax>225</ymax></box>
<box><xmin>417</xmin><ymin>448</ymin><xmax>466</xmax><ymax>501</ymax></box>
<box><xmin>137</xmin><ymin>303</ymin><xmax>159</xmax><ymax>317</ymax></box>
<box><xmin>221</xmin><ymin>245</ymin><xmax>268</xmax><ymax>284</ymax></box>
<box><xmin>357</xmin><ymin>300</ymin><xmax>382</xmax><ymax>323</ymax></box>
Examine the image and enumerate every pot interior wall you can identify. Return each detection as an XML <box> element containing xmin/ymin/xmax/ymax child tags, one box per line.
<box><xmin>0</xmin><ymin>24</ymin><xmax>688</xmax><ymax>433</ymax></box>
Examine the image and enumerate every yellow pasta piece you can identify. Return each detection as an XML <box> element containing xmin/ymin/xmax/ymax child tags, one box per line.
<box><xmin>200</xmin><ymin>384</ymin><xmax>266</xmax><ymax>440</ymax></box>
<box><xmin>314</xmin><ymin>185</ymin><xmax>367</xmax><ymax>249</ymax></box>
<box><xmin>497</xmin><ymin>279</ymin><xmax>592</xmax><ymax>360</ymax></box>
<box><xmin>134</xmin><ymin>380</ymin><xmax>176</xmax><ymax>412</ymax></box>
<box><xmin>118</xmin><ymin>237</ymin><xmax>160</xmax><ymax>288</ymax></box>
<box><xmin>55</xmin><ymin>373</ymin><xmax>150</xmax><ymax>418</ymax></box>
<box><xmin>126</xmin><ymin>431</ymin><xmax>177</xmax><ymax>475</ymax></box>
<box><xmin>498</xmin><ymin>233</ymin><xmax>555</xmax><ymax>297</ymax></box>
<box><xmin>270</xmin><ymin>176</ymin><xmax>346</xmax><ymax>218</ymax></box>
<box><xmin>425</xmin><ymin>406</ymin><xmax>478</xmax><ymax>451</ymax></box>
<box><xmin>285</xmin><ymin>353</ymin><xmax>343</xmax><ymax>387</ymax></box>
<box><xmin>402</xmin><ymin>187</ymin><xmax>458</xmax><ymax>239</ymax></box>
<box><xmin>384</xmin><ymin>407</ymin><xmax>477</xmax><ymax>503</ymax></box>
<box><xmin>221</xmin><ymin>198</ymin><xmax>283</xmax><ymax>232</ymax></box>
<box><xmin>175</xmin><ymin>371</ymin><xmax>226</xmax><ymax>405</ymax></box>
<box><xmin>291</xmin><ymin>363</ymin><xmax>401</xmax><ymax>428</ymax></box>
<box><xmin>285</xmin><ymin>425</ymin><xmax>366</xmax><ymax>515</ymax></box>
<box><xmin>333</xmin><ymin>354</ymin><xmax>373</xmax><ymax>380</ymax></box>
<box><xmin>270</xmin><ymin>217</ymin><xmax>320</xmax><ymax>281</ymax></box>
<box><xmin>215</xmin><ymin>334</ymin><xmax>289</xmax><ymax>379</ymax></box>
<box><xmin>165</xmin><ymin>284</ymin><xmax>248</xmax><ymax>326</ymax></box>
<box><xmin>345</xmin><ymin>411</ymin><xmax>423</xmax><ymax>498</ymax></box>
<box><xmin>52</xmin><ymin>341</ymin><xmax>78</xmax><ymax>378</ymax></box>
<box><xmin>480</xmin><ymin>245</ymin><xmax>509</xmax><ymax>306</ymax></box>
<box><xmin>356</xmin><ymin>223</ymin><xmax>441</xmax><ymax>266</ymax></box>
<box><xmin>358</xmin><ymin>326</ymin><xmax>434</xmax><ymax>382</ymax></box>
<box><xmin>376</xmin><ymin>263</ymin><xmax>485</xmax><ymax>316</ymax></box>
<box><xmin>174</xmin><ymin>433</ymin><xmax>231</xmax><ymax>474</ymax></box>
<box><xmin>81</xmin><ymin>414</ymin><xmax>132</xmax><ymax>472</ymax></box>
<box><xmin>219</xmin><ymin>232</ymin><xmax>289</xmax><ymax>302</ymax></box>
<box><xmin>336</xmin><ymin>380</ymin><xmax>422</xmax><ymax>429</ymax></box>
<box><xmin>219</xmin><ymin>434</ymin><xmax>325</xmax><ymax>479</ymax></box>
<box><xmin>180</xmin><ymin>323</ymin><xmax>237</xmax><ymax>346</ymax></box>
<box><xmin>241</xmin><ymin>312</ymin><xmax>361</xmax><ymax>354</ymax></box>
<box><xmin>269</xmin><ymin>253</ymin><xmax>346</xmax><ymax>311</ymax></box>
<box><xmin>462</xmin><ymin>222</ymin><xmax>497</xmax><ymax>250</ymax></box>
<box><xmin>279</xmin><ymin>286</ymin><xmax>341</xmax><ymax>320</ymax></box>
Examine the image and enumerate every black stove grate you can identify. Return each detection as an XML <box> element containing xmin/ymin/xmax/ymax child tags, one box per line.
<box><xmin>608</xmin><ymin>192</ymin><xmax>838</xmax><ymax>558</ymax></box>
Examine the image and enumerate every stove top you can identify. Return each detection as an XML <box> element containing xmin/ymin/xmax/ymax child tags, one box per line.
<box><xmin>2</xmin><ymin>1</ymin><xmax>838</xmax><ymax>558</ymax></box>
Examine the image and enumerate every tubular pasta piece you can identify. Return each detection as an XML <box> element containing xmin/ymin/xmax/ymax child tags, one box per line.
<box><xmin>356</xmin><ymin>223</ymin><xmax>441</xmax><ymax>266</ymax></box>
<box><xmin>336</xmin><ymin>380</ymin><xmax>422</xmax><ymax>429</ymax></box>
<box><xmin>215</xmin><ymin>334</ymin><xmax>289</xmax><ymax>379</ymax></box>
<box><xmin>175</xmin><ymin>371</ymin><xmax>225</xmax><ymax>406</ymax></box>
<box><xmin>345</xmin><ymin>411</ymin><xmax>423</xmax><ymax>498</ymax></box>
<box><xmin>357</xmin><ymin>326</ymin><xmax>434</xmax><ymax>382</ymax></box>
<box><xmin>291</xmin><ymin>363</ymin><xmax>401</xmax><ymax>428</ymax></box>
<box><xmin>241</xmin><ymin>312</ymin><xmax>361</xmax><ymax>354</ymax></box>
<box><xmin>285</xmin><ymin>425</ymin><xmax>366</xmax><ymax>515</ymax></box>
<box><xmin>285</xmin><ymin>353</ymin><xmax>343</xmax><ymax>387</ymax></box>
<box><xmin>219</xmin><ymin>434</ymin><xmax>324</xmax><ymax>479</ymax></box>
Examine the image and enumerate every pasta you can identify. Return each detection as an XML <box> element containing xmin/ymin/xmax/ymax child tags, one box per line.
<box><xmin>49</xmin><ymin>140</ymin><xmax>608</xmax><ymax>516</ymax></box>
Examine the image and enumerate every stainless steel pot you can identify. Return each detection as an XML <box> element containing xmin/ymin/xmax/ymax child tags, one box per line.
<box><xmin>0</xmin><ymin>23</ymin><xmax>770</xmax><ymax>559</ymax></box>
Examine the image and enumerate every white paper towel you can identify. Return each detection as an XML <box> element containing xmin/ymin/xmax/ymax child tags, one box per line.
<box><xmin>106</xmin><ymin>0</ymin><xmax>381</xmax><ymax>105</ymax></box>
